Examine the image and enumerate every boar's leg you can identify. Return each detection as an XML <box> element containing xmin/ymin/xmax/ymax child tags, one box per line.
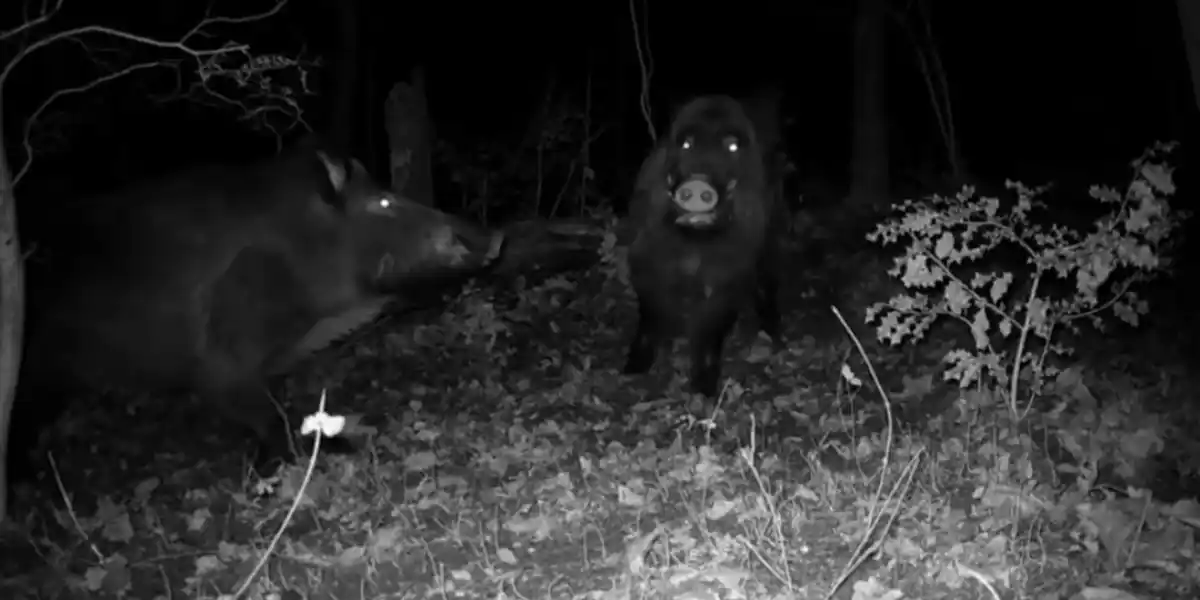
<box><xmin>199</xmin><ymin>378</ymin><xmax>293</xmax><ymax>473</ymax></box>
<box><xmin>754</xmin><ymin>258</ymin><xmax>783</xmax><ymax>344</ymax></box>
<box><xmin>624</xmin><ymin>293</ymin><xmax>670</xmax><ymax>376</ymax></box>
<box><xmin>3</xmin><ymin>388</ymin><xmax>73</xmax><ymax>485</ymax></box>
<box><xmin>5</xmin><ymin>326</ymin><xmax>97</xmax><ymax>485</ymax></box>
<box><xmin>204</xmin><ymin>248</ymin><xmax>321</xmax><ymax>471</ymax></box>
<box><xmin>689</xmin><ymin>295</ymin><xmax>741</xmax><ymax>397</ymax></box>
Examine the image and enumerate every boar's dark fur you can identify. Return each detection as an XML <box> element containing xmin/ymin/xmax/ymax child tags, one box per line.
<box><xmin>8</xmin><ymin>142</ymin><xmax>504</xmax><ymax>486</ymax></box>
<box><xmin>623</xmin><ymin>94</ymin><xmax>786</xmax><ymax>397</ymax></box>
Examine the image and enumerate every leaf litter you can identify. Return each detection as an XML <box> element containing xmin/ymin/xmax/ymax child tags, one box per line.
<box><xmin>0</xmin><ymin>210</ymin><xmax>1197</xmax><ymax>600</ymax></box>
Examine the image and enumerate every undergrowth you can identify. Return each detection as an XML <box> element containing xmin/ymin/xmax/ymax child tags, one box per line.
<box><xmin>0</xmin><ymin>143</ymin><xmax>1197</xmax><ymax>600</ymax></box>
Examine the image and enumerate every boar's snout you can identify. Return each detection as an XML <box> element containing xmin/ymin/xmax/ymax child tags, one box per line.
<box><xmin>425</xmin><ymin>221</ymin><xmax>505</xmax><ymax>269</ymax></box>
<box><xmin>360</xmin><ymin>210</ymin><xmax>506</xmax><ymax>291</ymax></box>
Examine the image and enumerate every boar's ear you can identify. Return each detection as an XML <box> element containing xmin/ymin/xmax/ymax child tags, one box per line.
<box><xmin>316</xmin><ymin>150</ymin><xmax>350</xmax><ymax>193</ymax></box>
<box><xmin>347</xmin><ymin>158</ymin><xmax>373</xmax><ymax>183</ymax></box>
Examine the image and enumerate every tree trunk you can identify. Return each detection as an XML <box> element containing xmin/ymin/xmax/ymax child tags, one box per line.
<box><xmin>0</xmin><ymin>104</ymin><xmax>26</xmax><ymax>523</ymax></box>
<box><xmin>612</xmin><ymin>26</ymin><xmax>631</xmax><ymax>199</ymax></box>
<box><xmin>1177</xmin><ymin>0</ymin><xmax>1200</xmax><ymax>114</ymax></box>
<box><xmin>384</xmin><ymin>67</ymin><xmax>436</xmax><ymax>206</ymax></box>
<box><xmin>848</xmin><ymin>0</ymin><xmax>889</xmax><ymax>214</ymax></box>
<box><xmin>361</xmin><ymin>27</ymin><xmax>381</xmax><ymax>175</ymax></box>
<box><xmin>328</xmin><ymin>0</ymin><xmax>360</xmax><ymax>154</ymax></box>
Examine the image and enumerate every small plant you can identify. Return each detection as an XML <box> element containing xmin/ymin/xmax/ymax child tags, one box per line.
<box><xmin>866</xmin><ymin>142</ymin><xmax>1186</xmax><ymax>417</ymax></box>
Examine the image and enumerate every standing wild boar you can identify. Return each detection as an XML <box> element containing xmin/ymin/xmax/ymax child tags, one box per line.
<box><xmin>623</xmin><ymin>94</ymin><xmax>786</xmax><ymax>396</ymax></box>
<box><xmin>3</xmin><ymin>141</ymin><xmax>505</xmax><ymax>494</ymax></box>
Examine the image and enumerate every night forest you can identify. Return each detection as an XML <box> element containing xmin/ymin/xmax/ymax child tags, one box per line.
<box><xmin>0</xmin><ymin>0</ymin><xmax>1198</xmax><ymax>599</ymax></box>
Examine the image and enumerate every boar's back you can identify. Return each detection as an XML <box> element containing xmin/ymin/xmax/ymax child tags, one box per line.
<box><xmin>22</xmin><ymin>146</ymin><xmax>365</xmax><ymax>395</ymax></box>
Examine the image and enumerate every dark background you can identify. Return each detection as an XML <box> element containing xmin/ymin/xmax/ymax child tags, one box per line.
<box><xmin>1</xmin><ymin>0</ymin><xmax>1193</xmax><ymax>226</ymax></box>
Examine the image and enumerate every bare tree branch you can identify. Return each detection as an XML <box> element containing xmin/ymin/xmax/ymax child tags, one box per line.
<box><xmin>13</xmin><ymin>62</ymin><xmax>161</xmax><ymax>186</ymax></box>
<box><xmin>2</xmin><ymin>0</ymin><xmax>314</xmax><ymax>187</ymax></box>
<box><xmin>1</xmin><ymin>1</ymin><xmax>285</xmax><ymax>62</ymax></box>
<box><xmin>0</xmin><ymin>0</ymin><xmax>64</xmax><ymax>42</ymax></box>
<box><xmin>628</xmin><ymin>0</ymin><xmax>656</xmax><ymax>143</ymax></box>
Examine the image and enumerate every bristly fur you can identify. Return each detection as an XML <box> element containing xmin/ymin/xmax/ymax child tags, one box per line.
<box><xmin>623</xmin><ymin>94</ymin><xmax>785</xmax><ymax>397</ymax></box>
<box><xmin>7</xmin><ymin>143</ymin><xmax>504</xmax><ymax>491</ymax></box>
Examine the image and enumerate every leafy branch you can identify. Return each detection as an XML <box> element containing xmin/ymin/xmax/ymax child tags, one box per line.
<box><xmin>867</xmin><ymin>142</ymin><xmax>1186</xmax><ymax>418</ymax></box>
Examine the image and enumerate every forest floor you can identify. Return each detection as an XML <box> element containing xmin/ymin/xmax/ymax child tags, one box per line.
<box><xmin>1</xmin><ymin>222</ymin><xmax>1199</xmax><ymax>600</ymax></box>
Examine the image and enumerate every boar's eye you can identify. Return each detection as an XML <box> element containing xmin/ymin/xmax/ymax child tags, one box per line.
<box><xmin>681</xmin><ymin>137</ymin><xmax>693</xmax><ymax>151</ymax></box>
<box><xmin>365</xmin><ymin>195</ymin><xmax>395</xmax><ymax>216</ymax></box>
<box><xmin>723</xmin><ymin>136</ymin><xmax>739</xmax><ymax>153</ymax></box>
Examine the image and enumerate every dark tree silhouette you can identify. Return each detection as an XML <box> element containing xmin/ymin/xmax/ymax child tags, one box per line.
<box><xmin>1177</xmin><ymin>0</ymin><xmax>1200</xmax><ymax>114</ymax></box>
<box><xmin>328</xmin><ymin>0</ymin><xmax>360</xmax><ymax>153</ymax></box>
<box><xmin>849</xmin><ymin>0</ymin><xmax>889</xmax><ymax>213</ymax></box>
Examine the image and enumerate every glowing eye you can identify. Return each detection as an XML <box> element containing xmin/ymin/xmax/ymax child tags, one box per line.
<box><xmin>724</xmin><ymin>137</ymin><xmax>739</xmax><ymax>153</ymax></box>
<box><xmin>365</xmin><ymin>196</ymin><xmax>394</xmax><ymax>215</ymax></box>
<box><xmin>681</xmin><ymin>137</ymin><xmax>693</xmax><ymax>150</ymax></box>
